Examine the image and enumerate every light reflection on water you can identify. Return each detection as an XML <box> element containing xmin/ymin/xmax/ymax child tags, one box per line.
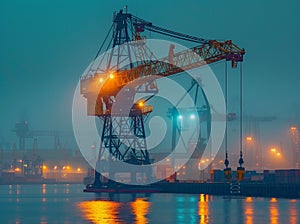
<box><xmin>270</xmin><ymin>198</ymin><xmax>279</xmax><ymax>224</ymax></box>
<box><xmin>198</xmin><ymin>194</ymin><xmax>209</xmax><ymax>224</ymax></box>
<box><xmin>131</xmin><ymin>198</ymin><xmax>150</xmax><ymax>224</ymax></box>
<box><xmin>1</xmin><ymin>184</ymin><xmax>300</xmax><ymax>223</ymax></box>
<box><xmin>78</xmin><ymin>200</ymin><xmax>121</xmax><ymax>224</ymax></box>
<box><xmin>290</xmin><ymin>200</ymin><xmax>298</xmax><ymax>224</ymax></box>
<box><xmin>245</xmin><ymin>197</ymin><xmax>253</xmax><ymax>224</ymax></box>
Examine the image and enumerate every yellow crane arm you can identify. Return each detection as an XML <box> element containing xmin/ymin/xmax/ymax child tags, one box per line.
<box><xmin>81</xmin><ymin>40</ymin><xmax>244</xmax><ymax>97</ymax></box>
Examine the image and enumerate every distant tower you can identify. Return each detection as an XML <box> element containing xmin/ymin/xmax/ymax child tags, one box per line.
<box><xmin>14</xmin><ymin>121</ymin><xmax>30</xmax><ymax>150</ymax></box>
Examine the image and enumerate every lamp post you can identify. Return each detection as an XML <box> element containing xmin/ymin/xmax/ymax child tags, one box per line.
<box><xmin>269</xmin><ymin>147</ymin><xmax>282</xmax><ymax>169</ymax></box>
<box><xmin>290</xmin><ymin>126</ymin><xmax>299</xmax><ymax>168</ymax></box>
<box><xmin>245</xmin><ymin>136</ymin><xmax>253</xmax><ymax>169</ymax></box>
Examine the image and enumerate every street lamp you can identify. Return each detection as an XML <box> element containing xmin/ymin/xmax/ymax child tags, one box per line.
<box><xmin>245</xmin><ymin>136</ymin><xmax>256</xmax><ymax>169</ymax></box>
<box><xmin>290</xmin><ymin>125</ymin><xmax>299</xmax><ymax>168</ymax></box>
<box><xmin>270</xmin><ymin>147</ymin><xmax>282</xmax><ymax>158</ymax></box>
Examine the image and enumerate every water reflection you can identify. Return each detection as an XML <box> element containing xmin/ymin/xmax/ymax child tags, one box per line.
<box><xmin>176</xmin><ymin>195</ymin><xmax>198</xmax><ymax>223</ymax></box>
<box><xmin>41</xmin><ymin>184</ymin><xmax>47</xmax><ymax>202</ymax></box>
<box><xmin>244</xmin><ymin>197</ymin><xmax>253</xmax><ymax>224</ymax></box>
<box><xmin>269</xmin><ymin>198</ymin><xmax>279</xmax><ymax>224</ymax></box>
<box><xmin>78</xmin><ymin>195</ymin><xmax>150</xmax><ymax>224</ymax></box>
<box><xmin>0</xmin><ymin>183</ymin><xmax>299</xmax><ymax>224</ymax></box>
<box><xmin>130</xmin><ymin>198</ymin><xmax>150</xmax><ymax>224</ymax></box>
<box><xmin>64</xmin><ymin>184</ymin><xmax>70</xmax><ymax>194</ymax></box>
<box><xmin>16</xmin><ymin>185</ymin><xmax>20</xmax><ymax>203</ymax></box>
<box><xmin>16</xmin><ymin>184</ymin><xmax>20</xmax><ymax>195</ymax></box>
<box><xmin>289</xmin><ymin>200</ymin><xmax>298</xmax><ymax>224</ymax></box>
<box><xmin>198</xmin><ymin>194</ymin><xmax>209</xmax><ymax>224</ymax></box>
<box><xmin>41</xmin><ymin>184</ymin><xmax>47</xmax><ymax>194</ymax></box>
<box><xmin>223</xmin><ymin>196</ymin><xmax>235</xmax><ymax>224</ymax></box>
<box><xmin>73</xmin><ymin>191</ymin><xmax>300</xmax><ymax>224</ymax></box>
<box><xmin>78</xmin><ymin>200</ymin><xmax>121</xmax><ymax>224</ymax></box>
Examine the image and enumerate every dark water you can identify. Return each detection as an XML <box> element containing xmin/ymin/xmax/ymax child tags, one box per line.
<box><xmin>0</xmin><ymin>184</ymin><xmax>299</xmax><ymax>224</ymax></box>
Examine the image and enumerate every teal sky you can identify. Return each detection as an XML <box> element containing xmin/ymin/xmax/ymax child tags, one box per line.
<box><xmin>1</xmin><ymin>0</ymin><xmax>300</xmax><ymax>148</ymax></box>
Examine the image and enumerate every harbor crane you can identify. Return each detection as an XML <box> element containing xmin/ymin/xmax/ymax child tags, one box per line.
<box><xmin>13</xmin><ymin>121</ymin><xmax>69</xmax><ymax>151</ymax></box>
<box><xmin>80</xmin><ymin>9</ymin><xmax>245</xmax><ymax>185</ymax></box>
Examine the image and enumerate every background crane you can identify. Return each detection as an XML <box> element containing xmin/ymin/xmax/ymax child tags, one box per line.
<box><xmin>13</xmin><ymin>121</ymin><xmax>70</xmax><ymax>151</ymax></box>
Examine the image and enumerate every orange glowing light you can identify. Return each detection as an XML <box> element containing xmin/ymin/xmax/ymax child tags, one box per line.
<box><xmin>276</xmin><ymin>152</ymin><xmax>280</xmax><ymax>156</ymax></box>
<box><xmin>66</xmin><ymin>166</ymin><xmax>71</xmax><ymax>170</ymax></box>
<box><xmin>14</xmin><ymin>168</ymin><xmax>21</xmax><ymax>172</ymax></box>
<box><xmin>99</xmin><ymin>77</ymin><xmax>104</xmax><ymax>83</ymax></box>
<box><xmin>53</xmin><ymin>166</ymin><xmax>57</xmax><ymax>170</ymax></box>
<box><xmin>138</xmin><ymin>101</ymin><xmax>144</xmax><ymax>107</ymax></box>
<box><xmin>271</xmin><ymin>148</ymin><xmax>277</xmax><ymax>152</ymax></box>
<box><xmin>246</xmin><ymin>136</ymin><xmax>253</xmax><ymax>141</ymax></box>
<box><xmin>42</xmin><ymin>165</ymin><xmax>47</xmax><ymax>170</ymax></box>
<box><xmin>291</xmin><ymin>126</ymin><xmax>297</xmax><ymax>131</ymax></box>
<box><xmin>77</xmin><ymin>168</ymin><xmax>81</xmax><ymax>172</ymax></box>
<box><xmin>109</xmin><ymin>73</ymin><xmax>114</xmax><ymax>79</ymax></box>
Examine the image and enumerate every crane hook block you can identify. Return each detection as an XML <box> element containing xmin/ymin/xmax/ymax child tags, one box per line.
<box><xmin>224</xmin><ymin>167</ymin><xmax>232</xmax><ymax>180</ymax></box>
<box><xmin>237</xmin><ymin>167</ymin><xmax>245</xmax><ymax>181</ymax></box>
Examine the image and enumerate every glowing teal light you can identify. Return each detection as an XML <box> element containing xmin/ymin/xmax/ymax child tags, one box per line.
<box><xmin>190</xmin><ymin>114</ymin><xmax>195</xmax><ymax>120</ymax></box>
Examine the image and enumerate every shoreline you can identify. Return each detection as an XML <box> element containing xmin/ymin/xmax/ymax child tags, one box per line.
<box><xmin>84</xmin><ymin>182</ymin><xmax>300</xmax><ymax>199</ymax></box>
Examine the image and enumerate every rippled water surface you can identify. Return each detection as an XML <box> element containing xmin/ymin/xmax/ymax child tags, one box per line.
<box><xmin>0</xmin><ymin>184</ymin><xmax>299</xmax><ymax>223</ymax></box>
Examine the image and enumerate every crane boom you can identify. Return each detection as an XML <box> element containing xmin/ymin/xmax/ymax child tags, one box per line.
<box><xmin>80</xmin><ymin>10</ymin><xmax>245</xmax><ymax>116</ymax></box>
<box><xmin>103</xmin><ymin>40</ymin><xmax>244</xmax><ymax>86</ymax></box>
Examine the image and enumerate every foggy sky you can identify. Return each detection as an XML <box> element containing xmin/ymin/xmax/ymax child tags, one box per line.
<box><xmin>1</xmin><ymin>0</ymin><xmax>300</xmax><ymax>152</ymax></box>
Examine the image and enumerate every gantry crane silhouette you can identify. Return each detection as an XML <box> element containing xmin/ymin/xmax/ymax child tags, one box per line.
<box><xmin>80</xmin><ymin>9</ymin><xmax>245</xmax><ymax>185</ymax></box>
